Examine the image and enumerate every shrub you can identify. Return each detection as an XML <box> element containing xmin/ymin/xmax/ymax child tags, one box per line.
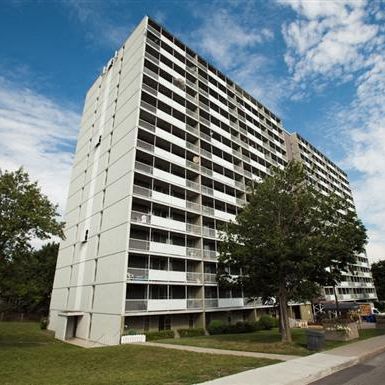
<box><xmin>127</xmin><ymin>329</ymin><xmax>138</xmax><ymax>335</ymax></box>
<box><xmin>177</xmin><ymin>328</ymin><xmax>205</xmax><ymax>338</ymax></box>
<box><xmin>226</xmin><ymin>321</ymin><xmax>258</xmax><ymax>334</ymax></box>
<box><xmin>258</xmin><ymin>315</ymin><xmax>276</xmax><ymax>330</ymax></box>
<box><xmin>40</xmin><ymin>317</ymin><xmax>48</xmax><ymax>330</ymax></box>
<box><xmin>208</xmin><ymin>320</ymin><xmax>226</xmax><ymax>335</ymax></box>
<box><xmin>145</xmin><ymin>330</ymin><xmax>175</xmax><ymax>341</ymax></box>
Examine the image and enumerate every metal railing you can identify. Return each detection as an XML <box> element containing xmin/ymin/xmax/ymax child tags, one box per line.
<box><xmin>135</xmin><ymin>161</ymin><xmax>153</xmax><ymax>175</ymax></box>
<box><xmin>202</xmin><ymin>227</ymin><xmax>216</xmax><ymax>238</ymax></box>
<box><xmin>140</xmin><ymin>100</ymin><xmax>157</xmax><ymax>114</ymax></box>
<box><xmin>186</xmin><ymin>272</ymin><xmax>203</xmax><ymax>283</ymax></box>
<box><xmin>187</xmin><ymin>299</ymin><xmax>203</xmax><ymax>309</ymax></box>
<box><xmin>203</xmin><ymin>249</ymin><xmax>218</xmax><ymax>261</ymax></box>
<box><xmin>125</xmin><ymin>299</ymin><xmax>147</xmax><ymax>311</ymax></box>
<box><xmin>129</xmin><ymin>238</ymin><xmax>150</xmax><ymax>251</ymax></box>
<box><xmin>205</xmin><ymin>298</ymin><xmax>218</xmax><ymax>308</ymax></box>
<box><xmin>204</xmin><ymin>273</ymin><xmax>217</xmax><ymax>283</ymax></box>
<box><xmin>137</xmin><ymin>139</ymin><xmax>154</xmax><ymax>152</ymax></box>
<box><xmin>186</xmin><ymin>247</ymin><xmax>202</xmax><ymax>259</ymax></box>
<box><xmin>186</xmin><ymin>223</ymin><xmax>202</xmax><ymax>235</ymax></box>
<box><xmin>131</xmin><ymin>211</ymin><xmax>151</xmax><ymax>224</ymax></box>
<box><xmin>139</xmin><ymin>119</ymin><xmax>155</xmax><ymax>132</ymax></box>
<box><xmin>133</xmin><ymin>185</ymin><xmax>152</xmax><ymax>198</ymax></box>
<box><xmin>127</xmin><ymin>267</ymin><xmax>149</xmax><ymax>281</ymax></box>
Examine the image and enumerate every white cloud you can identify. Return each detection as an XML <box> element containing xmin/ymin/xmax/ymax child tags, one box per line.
<box><xmin>281</xmin><ymin>0</ymin><xmax>378</xmax><ymax>83</ymax></box>
<box><xmin>194</xmin><ymin>9</ymin><xmax>274</xmax><ymax>70</ymax></box>
<box><xmin>187</xmin><ymin>6</ymin><xmax>287</xmax><ymax>114</ymax></box>
<box><xmin>279</xmin><ymin>0</ymin><xmax>385</xmax><ymax>262</ymax></box>
<box><xmin>0</xmin><ymin>77</ymin><xmax>80</xmax><ymax>214</ymax></box>
<box><xmin>65</xmin><ymin>1</ymin><xmax>133</xmax><ymax>48</ymax></box>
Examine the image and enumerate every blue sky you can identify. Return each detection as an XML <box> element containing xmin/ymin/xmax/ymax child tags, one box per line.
<box><xmin>1</xmin><ymin>0</ymin><xmax>384</xmax><ymax>261</ymax></box>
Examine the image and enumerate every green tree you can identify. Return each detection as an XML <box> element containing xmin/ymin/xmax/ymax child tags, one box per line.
<box><xmin>218</xmin><ymin>161</ymin><xmax>367</xmax><ymax>342</ymax></box>
<box><xmin>0</xmin><ymin>168</ymin><xmax>64</xmax><ymax>263</ymax></box>
<box><xmin>371</xmin><ymin>260</ymin><xmax>385</xmax><ymax>301</ymax></box>
<box><xmin>0</xmin><ymin>168</ymin><xmax>64</xmax><ymax>314</ymax></box>
<box><xmin>0</xmin><ymin>243</ymin><xmax>59</xmax><ymax>314</ymax></box>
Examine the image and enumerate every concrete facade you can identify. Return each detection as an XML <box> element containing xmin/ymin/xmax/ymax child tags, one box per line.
<box><xmin>49</xmin><ymin>16</ymin><xmax>376</xmax><ymax>344</ymax></box>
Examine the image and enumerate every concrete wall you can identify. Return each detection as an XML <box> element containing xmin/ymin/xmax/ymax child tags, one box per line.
<box><xmin>48</xmin><ymin>16</ymin><xmax>148</xmax><ymax>345</ymax></box>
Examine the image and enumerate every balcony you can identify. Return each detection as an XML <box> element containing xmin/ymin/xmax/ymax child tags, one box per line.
<box><xmin>204</xmin><ymin>273</ymin><xmax>217</xmax><ymax>284</ymax></box>
<box><xmin>218</xmin><ymin>298</ymin><xmax>244</xmax><ymax>308</ymax></box>
<box><xmin>127</xmin><ymin>267</ymin><xmax>202</xmax><ymax>284</ymax></box>
<box><xmin>203</xmin><ymin>249</ymin><xmax>218</xmax><ymax>261</ymax></box>
<box><xmin>125</xmin><ymin>298</ymin><xmax>202</xmax><ymax>312</ymax></box>
<box><xmin>129</xmin><ymin>238</ymin><xmax>202</xmax><ymax>259</ymax></box>
<box><xmin>148</xmin><ymin>299</ymin><xmax>187</xmax><ymax>311</ymax></box>
<box><xmin>205</xmin><ymin>298</ymin><xmax>218</xmax><ymax>308</ymax></box>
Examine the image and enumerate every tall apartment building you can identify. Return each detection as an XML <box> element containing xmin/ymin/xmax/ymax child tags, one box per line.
<box><xmin>49</xmin><ymin>16</ymin><xmax>376</xmax><ymax>345</ymax></box>
<box><xmin>286</xmin><ymin>134</ymin><xmax>377</xmax><ymax>305</ymax></box>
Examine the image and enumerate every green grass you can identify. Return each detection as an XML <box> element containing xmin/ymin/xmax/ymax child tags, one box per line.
<box><xmin>0</xmin><ymin>322</ymin><xmax>278</xmax><ymax>385</ymax></box>
<box><xmin>160</xmin><ymin>327</ymin><xmax>385</xmax><ymax>356</ymax></box>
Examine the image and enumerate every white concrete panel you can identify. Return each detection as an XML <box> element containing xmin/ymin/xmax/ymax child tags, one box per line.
<box><xmin>91</xmin><ymin>191</ymin><xmax>104</xmax><ymax>217</ymax></box>
<box><xmin>101</xmin><ymin>197</ymin><xmax>131</xmax><ymax>232</ymax></box>
<box><xmin>98</xmin><ymin>223</ymin><xmax>129</xmax><ymax>257</ymax></box>
<box><xmin>68</xmin><ymin>172</ymin><xmax>86</xmax><ymax>198</ymax></box>
<box><xmin>70</xmin><ymin>263</ymin><xmax>80</xmax><ymax>286</ymax></box>
<box><xmin>155</xmin><ymin>127</ymin><xmax>186</xmax><ymax>148</ymax></box>
<box><xmin>113</xmin><ymin>111</ymin><xmax>137</xmax><ymax>145</ymax></box>
<box><xmin>117</xmin><ymin>77</ymin><xmax>141</xmax><ymax>109</ymax></box>
<box><xmin>81</xmin><ymin>259</ymin><xmax>96</xmax><ymax>286</ymax></box>
<box><xmin>52</xmin><ymin>266</ymin><xmax>71</xmax><ymax>289</ymax></box>
<box><xmin>65</xmin><ymin>206</ymin><xmax>80</xmax><ymax>227</ymax></box>
<box><xmin>114</xmin><ymin>91</ymin><xmax>139</xmax><ymax>129</ymax></box>
<box><xmin>93</xmin><ymin>282</ymin><xmax>125</xmax><ymax>314</ymax></box>
<box><xmin>56</xmin><ymin>246</ymin><xmax>74</xmax><ymax>269</ymax></box>
<box><xmin>67</xmin><ymin>287</ymin><xmax>77</xmax><ymax>310</ymax></box>
<box><xmin>154</xmin><ymin>147</ymin><xmax>185</xmax><ymax>167</ymax></box>
<box><xmin>75</xmin><ymin>312</ymin><xmax>91</xmax><ymax>340</ymax></box>
<box><xmin>147</xmin><ymin>299</ymin><xmax>187</xmax><ymax>311</ymax></box>
<box><xmin>104</xmin><ymin>173</ymin><xmax>132</xmax><ymax>207</ymax></box>
<box><xmin>96</xmin><ymin>252</ymin><xmax>127</xmax><ymax>283</ymax></box>
<box><xmin>109</xmin><ymin>129</ymin><xmax>136</xmax><ymax>165</ymax></box>
<box><xmin>151</xmin><ymin>215</ymin><xmax>186</xmax><ymax>232</ymax></box>
<box><xmin>149</xmin><ymin>242</ymin><xmax>186</xmax><ymax>256</ymax></box>
<box><xmin>89</xmin><ymin>313</ymin><xmax>122</xmax><ymax>345</ymax></box>
<box><xmin>153</xmin><ymin>168</ymin><xmax>186</xmax><ymax>186</ymax></box>
<box><xmin>107</xmin><ymin>149</ymin><xmax>135</xmax><ymax>185</ymax></box>
<box><xmin>50</xmin><ymin>288</ymin><xmax>68</xmax><ymax>310</ymax></box>
<box><xmin>148</xmin><ymin>270</ymin><xmax>186</xmax><ymax>282</ymax></box>
<box><xmin>60</xmin><ymin>225</ymin><xmax>77</xmax><ymax>249</ymax></box>
<box><xmin>94</xmin><ymin>171</ymin><xmax>107</xmax><ymax>195</ymax></box>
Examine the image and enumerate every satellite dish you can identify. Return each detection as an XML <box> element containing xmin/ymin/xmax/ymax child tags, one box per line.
<box><xmin>193</xmin><ymin>156</ymin><xmax>200</xmax><ymax>164</ymax></box>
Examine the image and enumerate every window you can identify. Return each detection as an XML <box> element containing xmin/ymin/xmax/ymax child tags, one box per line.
<box><xmin>82</xmin><ymin>229</ymin><xmax>89</xmax><ymax>243</ymax></box>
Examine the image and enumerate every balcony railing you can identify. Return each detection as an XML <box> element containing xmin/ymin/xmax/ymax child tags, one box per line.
<box><xmin>186</xmin><ymin>272</ymin><xmax>203</xmax><ymax>283</ymax></box>
<box><xmin>125</xmin><ymin>299</ymin><xmax>147</xmax><ymax>311</ymax></box>
<box><xmin>187</xmin><ymin>299</ymin><xmax>203</xmax><ymax>309</ymax></box>
<box><xmin>204</xmin><ymin>273</ymin><xmax>217</xmax><ymax>283</ymax></box>
<box><xmin>203</xmin><ymin>249</ymin><xmax>218</xmax><ymax>261</ymax></box>
<box><xmin>205</xmin><ymin>298</ymin><xmax>218</xmax><ymax>308</ymax></box>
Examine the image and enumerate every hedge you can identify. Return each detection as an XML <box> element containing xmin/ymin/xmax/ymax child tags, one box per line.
<box><xmin>177</xmin><ymin>328</ymin><xmax>206</xmax><ymax>338</ymax></box>
<box><xmin>145</xmin><ymin>330</ymin><xmax>175</xmax><ymax>341</ymax></box>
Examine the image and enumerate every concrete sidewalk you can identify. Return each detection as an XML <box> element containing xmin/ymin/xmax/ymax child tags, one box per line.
<box><xmin>197</xmin><ymin>334</ymin><xmax>385</xmax><ymax>385</ymax></box>
<box><xmin>143</xmin><ymin>341</ymin><xmax>298</xmax><ymax>361</ymax></box>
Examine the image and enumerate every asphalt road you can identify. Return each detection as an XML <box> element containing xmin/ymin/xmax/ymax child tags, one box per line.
<box><xmin>310</xmin><ymin>351</ymin><xmax>385</xmax><ymax>385</ymax></box>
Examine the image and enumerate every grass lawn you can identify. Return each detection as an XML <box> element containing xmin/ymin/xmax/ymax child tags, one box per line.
<box><xmin>0</xmin><ymin>322</ymin><xmax>278</xmax><ymax>385</ymax></box>
<box><xmin>160</xmin><ymin>327</ymin><xmax>385</xmax><ymax>356</ymax></box>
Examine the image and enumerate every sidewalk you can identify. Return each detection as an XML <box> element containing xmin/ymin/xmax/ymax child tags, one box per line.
<box><xmin>197</xmin><ymin>334</ymin><xmax>385</xmax><ymax>385</ymax></box>
<box><xmin>144</xmin><ymin>341</ymin><xmax>298</xmax><ymax>361</ymax></box>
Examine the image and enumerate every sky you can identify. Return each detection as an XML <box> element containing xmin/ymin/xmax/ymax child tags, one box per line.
<box><xmin>0</xmin><ymin>0</ymin><xmax>384</xmax><ymax>262</ymax></box>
